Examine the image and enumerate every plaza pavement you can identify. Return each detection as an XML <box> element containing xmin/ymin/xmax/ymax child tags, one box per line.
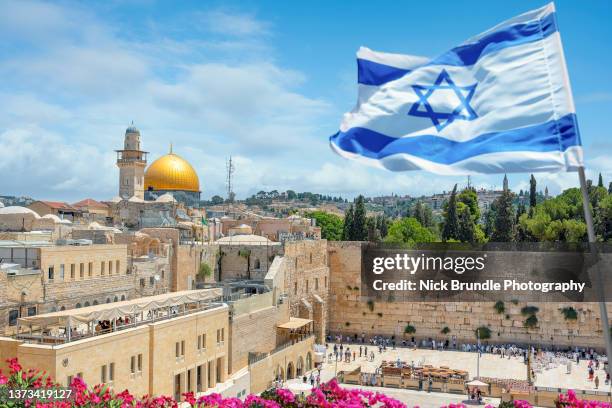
<box><xmin>314</xmin><ymin>346</ymin><xmax>611</xmax><ymax>398</ymax></box>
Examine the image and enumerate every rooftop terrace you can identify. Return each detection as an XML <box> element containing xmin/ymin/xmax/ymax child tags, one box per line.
<box><xmin>14</xmin><ymin>289</ymin><xmax>223</xmax><ymax>345</ymax></box>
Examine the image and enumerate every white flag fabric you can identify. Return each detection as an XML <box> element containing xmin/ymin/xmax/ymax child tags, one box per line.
<box><xmin>330</xmin><ymin>3</ymin><xmax>583</xmax><ymax>175</ymax></box>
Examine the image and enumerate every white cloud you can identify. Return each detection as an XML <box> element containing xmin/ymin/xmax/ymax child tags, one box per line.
<box><xmin>200</xmin><ymin>10</ymin><xmax>270</xmax><ymax>37</ymax></box>
<box><xmin>0</xmin><ymin>127</ymin><xmax>116</xmax><ymax>200</ymax></box>
<box><xmin>2</xmin><ymin>1</ymin><xmax>607</xmax><ymax>203</ymax></box>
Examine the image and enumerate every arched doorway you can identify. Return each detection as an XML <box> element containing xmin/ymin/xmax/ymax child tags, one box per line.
<box><xmin>306</xmin><ymin>352</ymin><xmax>312</xmax><ymax>371</ymax></box>
<box><xmin>275</xmin><ymin>365</ymin><xmax>285</xmax><ymax>381</ymax></box>
<box><xmin>84</xmin><ymin>301</ymin><xmax>90</xmax><ymax>307</ymax></box>
<box><xmin>286</xmin><ymin>362</ymin><xmax>295</xmax><ymax>380</ymax></box>
<box><xmin>296</xmin><ymin>357</ymin><xmax>304</xmax><ymax>377</ymax></box>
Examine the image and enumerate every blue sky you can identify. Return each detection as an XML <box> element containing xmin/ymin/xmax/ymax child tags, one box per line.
<box><xmin>1</xmin><ymin>0</ymin><xmax>611</xmax><ymax>202</ymax></box>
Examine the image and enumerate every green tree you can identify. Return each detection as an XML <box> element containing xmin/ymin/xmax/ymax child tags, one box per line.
<box><xmin>366</xmin><ymin>216</ymin><xmax>382</xmax><ymax>242</ymax></box>
<box><xmin>483</xmin><ymin>206</ymin><xmax>497</xmax><ymax>238</ymax></box>
<box><xmin>491</xmin><ymin>189</ymin><xmax>515</xmax><ymax>242</ymax></box>
<box><xmin>529</xmin><ymin>174</ymin><xmax>537</xmax><ymax>209</ymax></box>
<box><xmin>343</xmin><ymin>205</ymin><xmax>354</xmax><ymax>240</ymax></box>
<box><xmin>351</xmin><ymin>195</ymin><xmax>368</xmax><ymax>241</ymax></box>
<box><xmin>307</xmin><ymin>211</ymin><xmax>344</xmax><ymax>241</ymax></box>
<box><xmin>286</xmin><ymin>190</ymin><xmax>297</xmax><ymax>200</ymax></box>
<box><xmin>458</xmin><ymin>205</ymin><xmax>475</xmax><ymax>243</ymax></box>
<box><xmin>378</xmin><ymin>215</ymin><xmax>389</xmax><ymax>238</ymax></box>
<box><xmin>518</xmin><ymin>188</ymin><xmax>589</xmax><ymax>242</ymax></box>
<box><xmin>412</xmin><ymin>201</ymin><xmax>434</xmax><ymax>228</ymax></box>
<box><xmin>210</xmin><ymin>195</ymin><xmax>224</xmax><ymax>205</ymax></box>
<box><xmin>442</xmin><ymin>184</ymin><xmax>459</xmax><ymax>241</ymax></box>
<box><xmin>458</xmin><ymin>188</ymin><xmax>480</xmax><ymax>222</ymax></box>
<box><xmin>598</xmin><ymin>173</ymin><xmax>604</xmax><ymax>188</ymax></box>
<box><xmin>596</xmin><ymin>194</ymin><xmax>612</xmax><ymax>241</ymax></box>
<box><xmin>384</xmin><ymin>217</ymin><xmax>436</xmax><ymax>245</ymax></box>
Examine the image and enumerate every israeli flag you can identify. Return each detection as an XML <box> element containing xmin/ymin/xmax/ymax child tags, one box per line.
<box><xmin>330</xmin><ymin>3</ymin><xmax>583</xmax><ymax>174</ymax></box>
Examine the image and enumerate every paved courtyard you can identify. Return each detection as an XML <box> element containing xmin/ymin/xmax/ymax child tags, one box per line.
<box><xmin>316</xmin><ymin>346</ymin><xmax>611</xmax><ymax>393</ymax></box>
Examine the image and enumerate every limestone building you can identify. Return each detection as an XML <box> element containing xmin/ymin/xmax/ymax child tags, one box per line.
<box><xmin>0</xmin><ymin>233</ymin><xmax>173</xmax><ymax>335</ymax></box>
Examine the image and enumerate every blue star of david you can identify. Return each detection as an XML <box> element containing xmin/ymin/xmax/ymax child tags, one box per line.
<box><xmin>408</xmin><ymin>69</ymin><xmax>478</xmax><ymax>132</ymax></box>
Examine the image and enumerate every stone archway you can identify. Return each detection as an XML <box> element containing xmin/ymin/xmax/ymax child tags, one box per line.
<box><xmin>286</xmin><ymin>362</ymin><xmax>295</xmax><ymax>380</ymax></box>
<box><xmin>296</xmin><ymin>356</ymin><xmax>304</xmax><ymax>377</ymax></box>
<box><xmin>276</xmin><ymin>365</ymin><xmax>285</xmax><ymax>381</ymax></box>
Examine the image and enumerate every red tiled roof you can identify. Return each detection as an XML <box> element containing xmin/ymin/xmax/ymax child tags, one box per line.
<box><xmin>72</xmin><ymin>198</ymin><xmax>109</xmax><ymax>209</ymax></box>
<box><xmin>38</xmin><ymin>200</ymin><xmax>78</xmax><ymax>211</ymax></box>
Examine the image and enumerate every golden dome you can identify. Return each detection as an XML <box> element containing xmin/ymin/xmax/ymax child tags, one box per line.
<box><xmin>144</xmin><ymin>151</ymin><xmax>200</xmax><ymax>192</ymax></box>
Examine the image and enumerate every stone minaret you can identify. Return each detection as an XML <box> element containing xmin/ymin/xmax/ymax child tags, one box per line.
<box><xmin>116</xmin><ymin>124</ymin><xmax>148</xmax><ymax>199</ymax></box>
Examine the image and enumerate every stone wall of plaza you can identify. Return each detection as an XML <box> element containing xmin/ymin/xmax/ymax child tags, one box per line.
<box><xmin>327</xmin><ymin>241</ymin><xmax>612</xmax><ymax>349</ymax></box>
<box><xmin>276</xmin><ymin>240</ymin><xmax>330</xmax><ymax>344</ymax></box>
<box><xmin>248</xmin><ymin>336</ymin><xmax>315</xmax><ymax>394</ymax></box>
<box><xmin>0</xmin><ymin>304</ymin><xmax>230</xmax><ymax>399</ymax></box>
<box><xmin>218</xmin><ymin>244</ymin><xmax>282</xmax><ymax>282</ymax></box>
<box><xmin>228</xmin><ymin>294</ymin><xmax>290</xmax><ymax>374</ymax></box>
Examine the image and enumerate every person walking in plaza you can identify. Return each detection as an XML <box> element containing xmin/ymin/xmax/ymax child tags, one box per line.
<box><xmin>595</xmin><ymin>375</ymin><xmax>600</xmax><ymax>389</ymax></box>
<box><xmin>359</xmin><ymin>346</ymin><xmax>362</xmax><ymax>357</ymax></box>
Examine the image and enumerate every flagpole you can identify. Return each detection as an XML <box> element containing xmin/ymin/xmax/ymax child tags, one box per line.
<box><xmin>578</xmin><ymin>166</ymin><xmax>612</xmax><ymax>385</ymax></box>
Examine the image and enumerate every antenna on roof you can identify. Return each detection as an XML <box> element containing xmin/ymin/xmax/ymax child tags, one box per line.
<box><xmin>169</xmin><ymin>143</ymin><xmax>173</xmax><ymax>154</ymax></box>
<box><xmin>226</xmin><ymin>156</ymin><xmax>235</xmax><ymax>214</ymax></box>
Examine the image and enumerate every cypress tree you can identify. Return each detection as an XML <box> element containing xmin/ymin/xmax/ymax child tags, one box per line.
<box><xmin>412</xmin><ymin>201</ymin><xmax>424</xmax><ymax>225</ymax></box>
<box><xmin>458</xmin><ymin>205</ymin><xmax>475</xmax><ymax>243</ymax></box>
<box><xmin>529</xmin><ymin>174</ymin><xmax>537</xmax><ymax>209</ymax></box>
<box><xmin>598</xmin><ymin>173</ymin><xmax>604</xmax><ymax>188</ymax></box>
<box><xmin>343</xmin><ymin>205</ymin><xmax>354</xmax><ymax>240</ymax></box>
<box><xmin>379</xmin><ymin>215</ymin><xmax>388</xmax><ymax>238</ymax></box>
<box><xmin>351</xmin><ymin>195</ymin><xmax>368</xmax><ymax>241</ymax></box>
<box><xmin>609</xmin><ymin>182</ymin><xmax>612</xmax><ymax>195</ymax></box>
<box><xmin>492</xmin><ymin>189</ymin><xmax>516</xmax><ymax>242</ymax></box>
<box><xmin>516</xmin><ymin>202</ymin><xmax>526</xmax><ymax>224</ymax></box>
<box><xmin>442</xmin><ymin>184</ymin><xmax>459</xmax><ymax>241</ymax></box>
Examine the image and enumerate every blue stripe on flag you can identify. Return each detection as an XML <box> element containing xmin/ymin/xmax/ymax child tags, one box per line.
<box><xmin>357</xmin><ymin>59</ymin><xmax>411</xmax><ymax>87</ymax></box>
<box><xmin>330</xmin><ymin>114</ymin><xmax>580</xmax><ymax>165</ymax></box>
<box><xmin>358</xmin><ymin>12</ymin><xmax>557</xmax><ymax>86</ymax></box>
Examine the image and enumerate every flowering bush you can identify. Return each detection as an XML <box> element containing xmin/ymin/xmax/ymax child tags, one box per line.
<box><xmin>1</xmin><ymin>358</ymin><xmax>611</xmax><ymax>408</ymax></box>
<box><xmin>556</xmin><ymin>389</ymin><xmax>611</xmax><ymax>408</ymax></box>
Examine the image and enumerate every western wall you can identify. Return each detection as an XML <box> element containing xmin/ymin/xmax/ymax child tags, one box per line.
<box><xmin>326</xmin><ymin>241</ymin><xmax>612</xmax><ymax>350</ymax></box>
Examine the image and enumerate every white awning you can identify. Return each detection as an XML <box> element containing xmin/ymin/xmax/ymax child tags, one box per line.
<box><xmin>18</xmin><ymin>289</ymin><xmax>222</xmax><ymax>328</ymax></box>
